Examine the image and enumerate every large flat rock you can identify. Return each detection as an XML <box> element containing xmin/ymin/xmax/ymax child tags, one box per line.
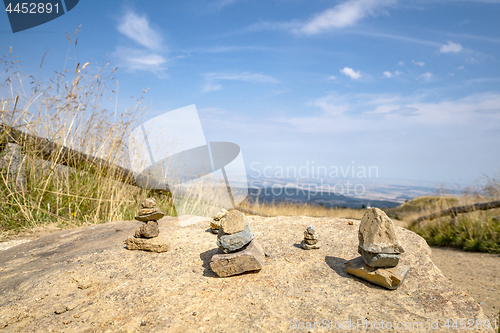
<box><xmin>0</xmin><ymin>216</ymin><xmax>493</xmax><ymax>332</ymax></box>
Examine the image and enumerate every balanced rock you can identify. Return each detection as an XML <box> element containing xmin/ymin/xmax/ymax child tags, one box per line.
<box><xmin>346</xmin><ymin>257</ymin><xmax>409</xmax><ymax>290</ymax></box>
<box><xmin>141</xmin><ymin>198</ymin><xmax>156</xmax><ymax>208</ymax></box>
<box><xmin>210</xmin><ymin>239</ymin><xmax>265</xmax><ymax>278</ymax></box>
<box><xmin>220</xmin><ymin>210</ymin><xmax>246</xmax><ymax>234</ymax></box>
<box><xmin>210</xmin><ymin>208</ymin><xmax>228</xmax><ymax>234</ymax></box>
<box><xmin>217</xmin><ymin>222</ymin><xmax>254</xmax><ymax>253</ymax></box>
<box><xmin>358</xmin><ymin>208</ymin><xmax>404</xmax><ymax>267</ymax></box>
<box><xmin>135</xmin><ymin>211</ymin><xmax>165</xmax><ymax>222</ymax></box>
<box><xmin>134</xmin><ymin>221</ymin><xmax>159</xmax><ymax>238</ymax></box>
<box><xmin>301</xmin><ymin>225</ymin><xmax>321</xmax><ymax>250</ymax></box>
<box><xmin>125</xmin><ymin>234</ymin><xmax>169</xmax><ymax>253</ymax></box>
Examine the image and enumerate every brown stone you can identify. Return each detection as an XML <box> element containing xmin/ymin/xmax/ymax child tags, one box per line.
<box><xmin>138</xmin><ymin>208</ymin><xmax>160</xmax><ymax>216</ymax></box>
<box><xmin>301</xmin><ymin>241</ymin><xmax>321</xmax><ymax>250</ymax></box>
<box><xmin>141</xmin><ymin>198</ymin><xmax>156</xmax><ymax>208</ymax></box>
<box><xmin>135</xmin><ymin>211</ymin><xmax>165</xmax><ymax>222</ymax></box>
<box><xmin>134</xmin><ymin>221</ymin><xmax>159</xmax><ymax>238</ymax></box>
<box><xmin>220</xmin><ymin>210</ymin><xmax>247</xmax><ymax>234</ymax></box>
<box><xmin>346</xmin><ymin>256</ymin><xmax>409</xmax><ymax>290</ymax></box>
<box><xmin>210</xmin><ymin>240</ymin><xmax>265</xmax><ymax>277</ymax></box>
<box><xmin>358</xmin><ymin>208</ymin><xmax>404</xmax><ymax>254</ymax></box>
<box><xmin>125</xmin><ymin>235</ymin><xmax>169</xmax><ymax>253</ymax></box>
<box><xmin>213</xmin><ymin>209</ymin><xmax>228</xmax><ymax>221</ymax></box>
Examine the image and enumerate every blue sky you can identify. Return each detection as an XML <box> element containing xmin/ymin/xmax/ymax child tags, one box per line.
<box><xmin>1</xmin><ymin>0</ymin><xmax>500</xmax><ymax>188</ymax></box>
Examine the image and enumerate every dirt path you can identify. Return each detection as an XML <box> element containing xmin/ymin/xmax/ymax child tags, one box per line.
<box><xmin>431</xmin><ymin>247</ymin><xmax>499</xmax><ymax>325</ymax></box>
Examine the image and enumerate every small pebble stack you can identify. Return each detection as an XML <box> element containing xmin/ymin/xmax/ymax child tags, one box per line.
<box><xmin>134</xmin><ymin>198</ymin><xmax>165</xmax><ymax>238</ymax></box>
<box><xmin>210</xmin><ymin>209</ymin><xmax>228</xmax><ymax>234</ymax></box>
<box><xmin>301</xmin><ymin>225</ymin><xmax>321</xmax><ymax>250</ymax></box>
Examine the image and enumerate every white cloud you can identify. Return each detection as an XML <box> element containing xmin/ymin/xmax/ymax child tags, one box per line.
<box><xmin>412</xmin><ymin>60</ymin><xmax>425</xmax><ymax>67</ymax></box>
<box><xmin>117</xmin><ymin>11</ymin><xmax>163</xmax><ymax>51</ymax></box>
<box><xmin>276</xmin><ymin>92</ymin><xmax>500</xmax><ymax>135</ymax></box>
<box><xmin>457</xmin><ymin>65</ymin><xmax>465</xmax><ymax>70</ymax></box>
<box><xmin>328</xmin><ymin>75</ymin><xmax>337</xmax><ymax>80</ymax></box>
<box><xmin>113</xmin><ymin>46</ymin><xmax>167</xmax><ymax>73</ymax></box>
<box><xmin>201</xmin><ymin>72</ymin><xmax>279</xmax><ymax>93</ymax></box>
<box><xmin>384</xmin><ymin>71</ymin><xmax>403</xmax><ymax>78</ymax></box>
<box><xmin>440</xmin><ymin>41</ymin><xmax>464</xmax><ymax>53</ymax></box>
<box><xmin>340</xmin><ymin>67</ymin><xmax>362</xmax><ymax>80</ymax></box>
<box><xmin>398</xmin><ymin>61</ymin><xmax>405</xmax><ymax>66</ymax></box>
<box><xmin>420</xmin><ymin>72</ymin><xmax>433</xmax><ymax>81</ymax></box>
<box><xmin>299</xmin><ymin>0</ymin><xmax>396</xmax><ymax>35</ymax></box>
<box><xmin>115</xmin><ymin>10</ymin><xmax>168</xmax><ymax>74</ymax></box>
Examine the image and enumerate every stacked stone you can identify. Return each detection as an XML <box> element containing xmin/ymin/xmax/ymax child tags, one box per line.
<box><xmin>134</xmin><ymin>198</ymin><xmax>165</xmax><ymax>238</ymax></box>
<box><xmin>301</xmin><ymin>225</ymin><xmax>321</xmax><ymax>250</ymax></box>
<box><xmin>346</xmin><ymin>208</ymin><xmax>409</xmax><ymax>290</ymax></box>
<box><xmin>210</xmin><ymin>210</ymin><xmax>265</xmax><ymax>278</ymax></box>
<box><xmin>210</xmin><ymin>209</ymin><xmax>228</xmax><ymax>234</ymax></box>
<box><xmin>125</xmin><ymin>198</ymin><xmax>169</xmax><ymax>253</ymax></box>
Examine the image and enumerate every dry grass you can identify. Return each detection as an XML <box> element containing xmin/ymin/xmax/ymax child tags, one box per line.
<box><xmin>0</xmin><ymin>29</ymin><xmax>176</xmax><ymax>239</ymax></box>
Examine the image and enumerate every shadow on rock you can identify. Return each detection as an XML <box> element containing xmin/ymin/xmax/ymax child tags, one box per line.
<box><xmin>200</xmin><ymin>248</ymin><xmax>220</xmax><ymax>278</ymax></box>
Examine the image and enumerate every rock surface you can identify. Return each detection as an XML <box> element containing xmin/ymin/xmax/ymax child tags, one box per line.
<box><xmin>346</xmin><ymin>256</ymin><xmax>409</xmax><ymax>290</ymax></box>
<box><xmin>0</xmin><ymin>216</ymin><xmax>493</xmax><ymax>332</ymax></box>
<box><xmin>210</xmin><ymin>239</ymin><xmax>265</xmax><ymax>277</ymax></box>
<box><xmin>358</xmin><ymin>207</ymin><xmax>405</xmax><ymax>254</ymax></box>
<box><xmin>217</xmin><ymin>222</ymin><xmax>254</xmax><ymax>253</ymax></box>
<box><xmin>141</xmin><ymin>198</ymin><xmax>156</xmax><ymax>208</ymax></box>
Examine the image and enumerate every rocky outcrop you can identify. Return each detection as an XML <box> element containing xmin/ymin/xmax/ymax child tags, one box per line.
<box><xmin>0</xmin><ymin>216</ymin><xmax>493</xmax><ymax>332</ymax></box>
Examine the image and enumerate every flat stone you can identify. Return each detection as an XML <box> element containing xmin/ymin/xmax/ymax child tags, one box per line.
<box><xmin>358</xmin><ymin>208</ymin><xmax>404</xmax><ymax>254</ymax></box>
<box><xmin>217</xmin><ymin>222</ymin><xmax>254</xmax><ymax>253</ymax></box>
<box><xmin>141</xmin><ymin>198</ymin><xmax>156</xmax><ymax>208</ymax></box>
<box><xmin>220</xmin><ymin>210</ymin><xmax>246</xmax><ymax>234</ymax></box>
<box><xmin>125</xmin><ymin>235</ymin><xmax>169</xmax><ymax>253</ymax></box>
<box><xmin>346</xmin><ymin>256</ymin><xmax>409</xmax><ymax>290</ymax></box>
<box><xmin>210</xmin><ymin>240</ymin><xmax>265</xmax><ymax>278</ymax></box>
<box><xmin>210</xmin><ymin>228</ymin><xmax>219</xmax><ymax>234</ymax></box>
<box><xmin>301</xmin><ymin>240</ymin><xmax>321</xmax><ymax>250</ymax></box>
<box><xmin>358</xmin><ymin>246</ymin><xmax>401</xmax><ymax>267</ymax></box>
<box><xmin>304</xmin><ymin>238</ymin><xmax>318</xmax><ymax>245</ymax></box>
<box><xmin>138</xmin><ymin>207</ymin><xmax>160</xmax><ymax>216</ymax></box>
<box><xmin>134</xmin><ymin>221</ymin><xmax>159</xmax><ymax>238</ymax></box>
<box><xmin>135</xmin><ymin>211</ymin><xmax>165</xmax><ymax>222</ymax></box>
<box><xmin>306</xmin><ymin>225</ymin><xmax>316</xmax><ymax>234</ymax></box>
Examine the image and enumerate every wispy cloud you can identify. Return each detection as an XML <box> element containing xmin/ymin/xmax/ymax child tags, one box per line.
<box><xmin>117</xmin><ymin>11</ymin><xmax>163</xmax><ymax>51</ymax></box>
<box><xmin>383</xmin><ymin>70</ymin><xmax>402</xmax><ymax>78</ymax></box>
<box><xmin>419</xmin><ymin>72</ymin><xmax>433</xmax><ymax>81</ymax></box>
<box><xmin>114</xmin><ymin>10</ymin><xmax>167</xmax><ymax>74</ymax></box>
<box><xmin>299</xmin><ymin>0</ymin><xmax>397</xmax><ymax>35</ymax></box>
<box><xmin>340</xmin><ymin>67</ymin><xmax>362</xmax><ymax>80</ymax></box>
<box><xmin>440</xmin><ymin>41</ymin><xmax>464</xmax><ymax>53</ymax></box>
<box><xmin>201</xmin><ymin>72</ymin><xmax>279</xmax><ymax>93</ymax></box>
<box><xmin>412</xmin><ymin>60</ymin><xmax>425</xmax><ymax>67</ymax></box>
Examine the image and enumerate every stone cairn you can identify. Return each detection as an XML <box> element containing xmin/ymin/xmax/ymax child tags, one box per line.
<box><xmin>346</xmin><ymin>207</ymin><xmax>409</xmax><ymax>290</ymax></box>
<box><xmin>210</xmin><ymin>210</ymin><xmax>265</xmax><ymax>278</ymax></box>
<box><xmin>301</xmin><ymin>225</ymin><xmax>321</xmax><ymax>250</ymax></box>
<box><xmin>210</xmin><ymin>209</ymin><xmax>228</xmax><ymax>234</ymax></box>
<box><xmin>124</xmin><ymin>198</ymin><xmax>169</xmax><ymax>253</ymax></box>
